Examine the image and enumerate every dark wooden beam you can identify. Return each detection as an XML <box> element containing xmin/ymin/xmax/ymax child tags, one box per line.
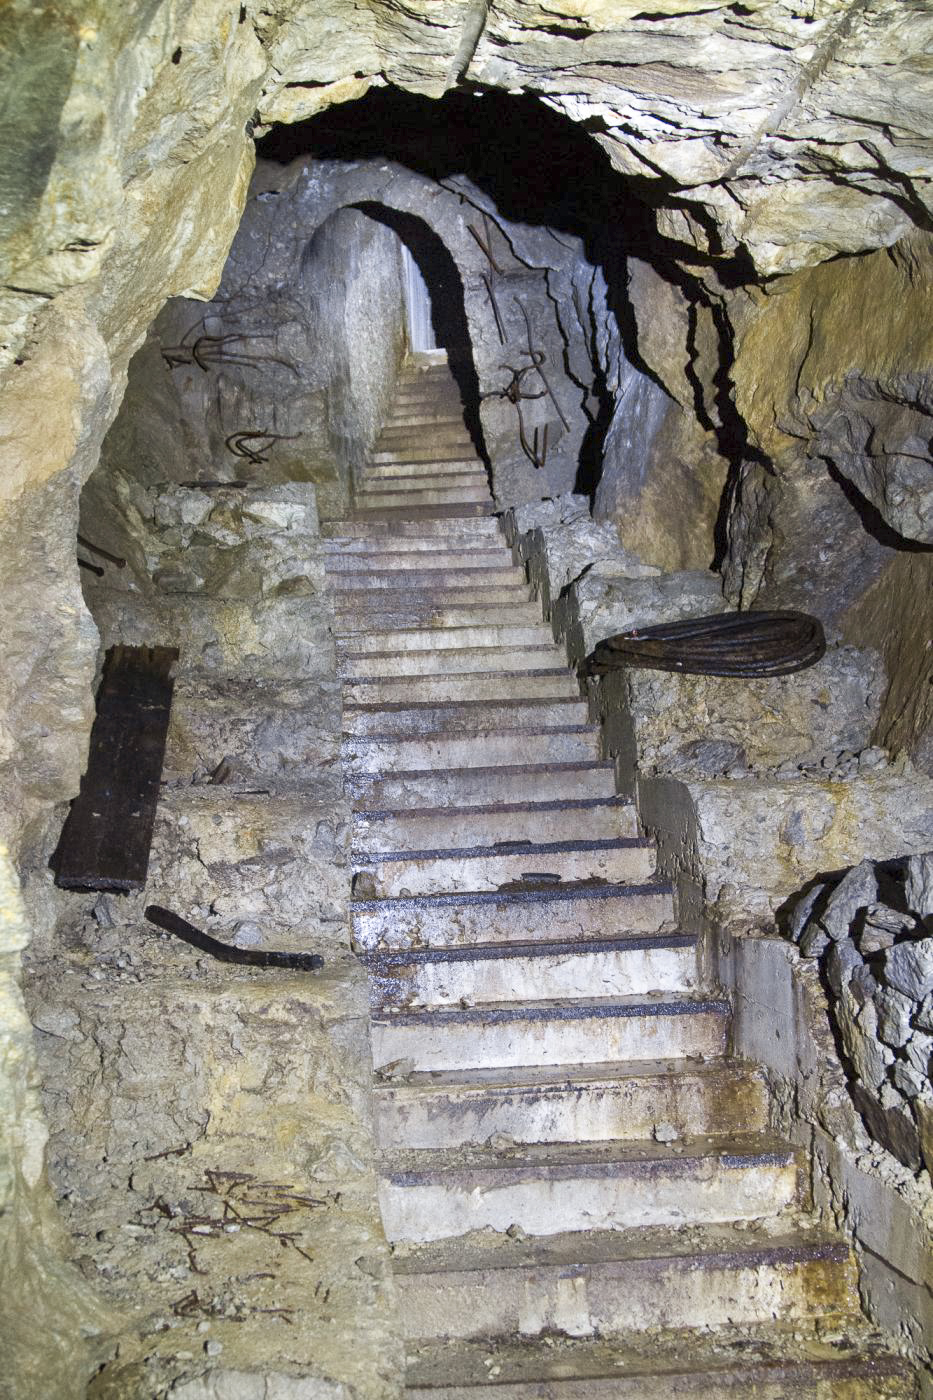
<box><xmin>53</xmin><ymin>645</ymin><xmax>179</xmax><ymax>892</ymax></box>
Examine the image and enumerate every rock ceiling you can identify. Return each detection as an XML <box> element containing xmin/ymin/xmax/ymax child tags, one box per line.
<box><xmin>2</xmin><ymin>0</ymin><xmax>930</xmax><ymax>366</ymax></box>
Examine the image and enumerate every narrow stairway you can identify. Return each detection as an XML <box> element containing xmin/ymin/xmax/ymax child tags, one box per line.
<box><xmin>323</xmin><ymin>355</ymin><xmax>914</xmax><ymax>1396</ymax></box>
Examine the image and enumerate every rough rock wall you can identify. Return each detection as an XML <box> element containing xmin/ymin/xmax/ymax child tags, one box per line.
<box><xmin>16</xmin><ymin>485</ymin><xmax>403</xmax><ymax>1398</ymax></box>
<box><xmin>722</xmin><ymin>231</ymin><xmax>933</xmax><ymax>768</ymax></box>
<box><xmin>87</xmin><ymin>184</ymin><xmax>408</xmax><ymax>543</ymax></box>
<box><xmin>303</xmin><ymin>206</ymin><xmax>407</xmax><ymax>503</ymax></box>
<box><xmin>1</xmin><ymin>0</ymin><xmax>932</xmax><ymax>1389</ymax></box>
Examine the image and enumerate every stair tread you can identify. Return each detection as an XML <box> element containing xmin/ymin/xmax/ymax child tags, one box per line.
<box><xmin>354</xmin><ymin>794</ymin><xmax>631</xmax><ymax>818</ymax></box>
<box><xmin>393</xmin><ymin>1219</ymin><xmax>849</xmax><ymax>1276</ymax></box>
<box><xmin>362</xmin><ymin>931</ymin><xmax>696</xmax><ymax>966</ymax></box>
<box><xmin>355</xmin><ymin>836</ymin><xmax>651</xmax><ymax>862</ymax></box>
<box><xmin>352</xmin><ymin>876</ymin><xmax>673</xmax><ymax>911</ymax></box>
<box><xmin>378</xmin><ymin>1054</ymin><xmax>758</xmax><ymax>1093</ymax></box>
<box><xmin>346</xmin><ymin>697</ymin><xmax>582</xmax><ymax>715</ymax></box>
<box><xmin>372</xmin><ymin>991</ymin><xmax>729</xmax><ymax>1026</ymax></box>
<box><xmin>404</xmin><ymin>1327</ymin><xmax>912</xmax><ymax>1392</ymax></box>
<box><xmin>381</xmin><ymin>1134</ymin><xmax>797</xmax><ymax>1188</ymax></box>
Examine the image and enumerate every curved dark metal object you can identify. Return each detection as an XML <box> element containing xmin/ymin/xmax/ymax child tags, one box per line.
<box><xmin>146</xmin><ymin>905</ymin><xmax>323</xmax><ymax>972</ymax></box>
<box><xmin>225</xmin><ymin>430</ymin><xmax>299</xmax><ymax>465</ymax></box>
<box><xmin>583</xmin><ymin>610</ymin><xmax>827</xmax><ymax>679</ymax></box>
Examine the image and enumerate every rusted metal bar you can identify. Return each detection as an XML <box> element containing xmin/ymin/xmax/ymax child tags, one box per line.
<box><xmin>178</xmin><ymin>480</ymin><xmax>251</xmax><ymax>489</ymax></box>
<box><xmin>467</xmin><ymin>220</ymin><xmax>506</xmax><ymax>275</ymax></box>
<box><xmin>77</xmin><ymin>535</ymin><xmax>126</xmax><ymax>568</ymax></box>
<box><xmin>583</xmin><ymin>610</ymin><xmax>827</xmax><ymax>679</ymax></box>
<box><xmin>513</xmin><ymin>297</ymin><xmax>571</xmax><ymax>432</ymax></box>
<box><xmin>161</xmin><ymin>326</ymin><xmax>299</xmax><ymax>377</ymax></box>
<box><xmin>225</xmin><ymin>430</ymin><xmax>299</xmax><ymax>465</ymax></box>
<box><xmin>77</xmin><ymin>557</ymin><xmax>104</xmax><ymax>577</ymax></box>
<box><xmin>145</xmin><ymin>905</ymin><xmax>323</xmax><ymax>971</ymax></box>
<box><xmin>482</xmin><ymin>274</ymin><xmax>507</xmax><ymax>345</ymax></box>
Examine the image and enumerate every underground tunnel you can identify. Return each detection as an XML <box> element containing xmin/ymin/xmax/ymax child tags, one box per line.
<box><xmin>1</xmin><ymin>9</ymin><xmax>932</xmax><ymax>1399</ymax></box>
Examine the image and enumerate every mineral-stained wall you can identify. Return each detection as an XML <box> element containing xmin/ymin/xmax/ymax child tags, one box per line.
<box><xmin>1</xmin><ymin>1</ymin><xmax>932</xmax><ymax>1395</ymax></box>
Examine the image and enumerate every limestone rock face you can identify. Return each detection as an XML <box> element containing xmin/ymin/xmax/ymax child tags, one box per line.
<box><xmin>787</xmin><ymin>851</ymin><xmax>933</xmax><ymax>1174</ymax></box>
<box><xmin>614</xmin><ymin>645</ymin><xmax>886</xmax><ymax>786</ymax></box>
<box><xmin>561</xmin><ymin>567</ymin><xmax>726</xmax><ymax>666</ymax></box>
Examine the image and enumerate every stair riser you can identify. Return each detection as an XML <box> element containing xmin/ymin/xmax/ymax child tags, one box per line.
<box><xmin>323</xmin><ymin>519</ymin><xmax>500</xmax><ymax>540</ymax></box>
<box><xmin>334</xmin><ymin>587</ymin><xmax>532</xmax><ymax>611</ymax></box>
<box><xmin>359</xmin><ymin>486</ymin><xmax>490</xmax><ymax>508</ymax></box>
<box><xmin>344</xmin><ymin>673</ymin><xmax>580</xmax><ymax>705</ymax></box>
<box><xmin>350</xmin><ymin>761</ymin><xmax>613</xmax><ymax>808</ymax></box>
<box><xmin>382</xmin><ymin>412</ymin><xmax>465</xmax><ymax>427</ymax></box>
<box><xmin>361</xmin><ymin>467</ymin><xmax>487</xmax><ymax>485</ymax></box>
<box><xmin>378</xmin><ymin>424</ymin><xmax>473</xmax><ymax>440</ymax></box>
<box><xmin>323</xmin><ymin>546</ymin><xmax>512</xmax><ymax>568</ymax></box>
<box><xmin>352</xmin><ymin>800</ymin><xmax>636</xmax><ymax>850</ymax></box>
<box><xmin>372</xmin><ymin>449</ymin><xmax>482</xmax><ymax>464</ymax></box>
<box><xmin>338</xmin><ymin>625</ymin><xmax>552</xmax><ymax>654</ymax></box>
<box><xmin>343</xmin><ymin>699</ymin><xmax>587</xmax><ymax>737</ymax></box>
<box><xmin>404</xmin><ymin>1361</ymin><xmax>911</xmax><ymax>1399</ymax></box>
<box><xmin>389</xmin><ymin>397</ymin><xmax>464</xmax><ymax>410</ymax></box>
<box><xmin>368</xmin><ymin>942</ymin><xmax>697</xmax><ymax>1011</ymax></box>
<box><xmin>336</xmin><ymin>606</ymin><xmax>541</xmax><ymax>636</ymax></box>
<box><xmin>395</xmin><ymin>1251</ymin><xmax>857</xmax><ymax>1342</ymax></box>
<box><xmin>340</xmin><ymin>647</ymin><xmax>556</xmax><ymax>679</ymax></box>
<box><xmin>353</xmin><ymin>505</ymin><xmax>494</xmax><ymax>522</ymax></box>
<box><xmin>343</xmin><ymin>730</ymin><xmax>601</xmax><ymax>773</ymax></box>
<box><xmin>328</xmin><ymin>569</ymin><xmax>524</xmax><ymax>589</ymax></box>
<box><xmin>376</xmin><ymin>1066</ymin><xmax>768</xmax><ymax>1150</ymax></box>
<box><xmin>372</xmin><ymin>1005</ymin><xmax>727</xmax><ymax>1073</ymax></box>
<box><xmin>355</xmin><ymin>842</ymin><xmax>655</xmax><ymax>898</ymax></box>
<box><xmin>352</xmin><ymin>884</ymin><xmax>675</xmax><ymax>952</ymax></box>
<box><xmin>379</xmin><ymin>1157</ymin><xmax>798</xmax><ymax>1243</ymax></box>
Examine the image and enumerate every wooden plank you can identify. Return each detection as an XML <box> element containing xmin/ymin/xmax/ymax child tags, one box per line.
<box><xmin>53</xmin><ymin>645</ymin><xmax>179</xmax><ymax>892</ymax></box>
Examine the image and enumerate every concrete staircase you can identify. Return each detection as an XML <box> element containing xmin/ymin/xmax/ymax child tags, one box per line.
<box><xmin>324</xmin><ymin>355</ymin><xmax>915</xmax><ymax>1397</ymax></box>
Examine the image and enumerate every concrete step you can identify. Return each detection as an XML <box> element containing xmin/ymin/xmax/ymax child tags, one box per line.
<box><xmin>403</xmin><ymin>1328</ymin><xmax>914</xmax><ymax>1397</ymax></box>
<box><xmin>353</xmin><ymin>836</ymin><xmax>655</xmax><ymax>897</ymax></box>
<box><xmin>358</xmin><ymin>484</ymin><xmax>491</xmax><ymax>508</ymax></box>
<box><xmin>372</xmin><ymin>447</ymin><xmax>484</xmax><ymax>464</ymax></box>
<box><xmin>352</xmin><ymin>879</ymin><xmax>675</xmax><ymax>952</ymax></box>
<box><xmin>352</xmin><ymin>794</ymin><xmax>636</xmax><ymax>849</ymax></box>
<box><xmin>322</xmin><ymin>518</ymin><xmax>501</xmax><ymax>542</ymax></box>
<box><xmin>383</xmin><ymin>410</ymin><xmax>468</xmax><ymax>427</ymax></box>
<box><xmin>325</xmin><ymin>549</ymin><xmax>513</xmax><ymax>571</ymax></box>
<box><xmin>341</xmin><ymin>726</ymin><xmax>601</xmax><ymax>773</ymax></box>
<box><xmin>334</xmin><ymin>586</ymin><xmax>532</xmax><ymax>612</ymax></box>
<box><xmin>335</xmin><ymin>604</ymin><xmax>540</xmax><ymax>633</ymax></box>
<box><xmin>337</xmin><ymin>623</ymin><xmax>553</xmax><ymax>654</ymax></box>
<box><xmin>375</xmin><ymin>1057</ymin><xmax>768</xmax><ymax>1150</ymax></box>
<box><xmin>394</xmin><ymin>394</ymin><xmax>460</xmax><ymax>405</ymax></box>
<box><xmin>343</xmin><ymin>671</ymin><xmax>581</xmax><ymax>706</ymax></box>
<box><xmin>378</xmin><ymin>420</ymin><xmax>473</xmax><ymax>438</ymax></box>
<box><xmin>363</xmin><ymin>461</ymin><xmax>487</xmax><ymax>480</ymax></box>
<box><xmin>339</xmin><ymin>646</ymin><xmax>558</xmax><ymax>679</ymax></box>
<box><xmin>343</xmin><ymin>697</ymin><xmax>588</xmax><ymax>737</ymax></box>
<box><xmin>363</xmin><ymin>932</ymin><xmax>697</xmax><ymax>1011</ymax></box>
<box><xmin>349</xmin><ymin>759</ymin><xmax>615</xmax><ymax>809</ymax></box>
<box><xmin>393</xmin><ymin>1224</ymin><xmax>859</xmax><ymax>1341</ymax></box>
<box><xmin>358</xmin><ymin>474</ymin><xmax>490</xmax><ymax>495</ymax></box>
<box><xmin>371</xmin><ymin>993</ymin><xmax>728</xmax><ymax>1073</ymax></box>
<box><xmin>377</xmin><ymin>1133</ymin><xmax>800</xmax><ymax>1243</ymax></box>
<box><xmin>327</xmin><ymin>569</ymin><xmax>524</xmax><ymax>591</ymax></box>
<box><xmin>352</xmin><ymin>503</ymin><xmax>495</xmax><ymax>522</ymax></box>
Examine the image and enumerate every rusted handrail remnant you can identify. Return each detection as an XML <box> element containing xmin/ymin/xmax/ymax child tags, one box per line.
<box><xmin>225</xmin><ymin>430</ymin><xmax>299</xmax><ymax>466</ymax></box>
<box><xmin>583</xmin><ymin>610</ymin><xmax>827</xmax><ymax>679</ymax></box>
<box><xmin>161</xmin><ymin>318</ymin><xmax>299</xmax><ymax>377</ymax></box>
<box><xmin>481</xmin><ymin>362</ymin><xmax>549</xmax><ymax>468</ymax></box>
<box><xmin>146</xmin><ymin>905</ymin><xmax>323</xmax><ymax>972</ymax></box>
